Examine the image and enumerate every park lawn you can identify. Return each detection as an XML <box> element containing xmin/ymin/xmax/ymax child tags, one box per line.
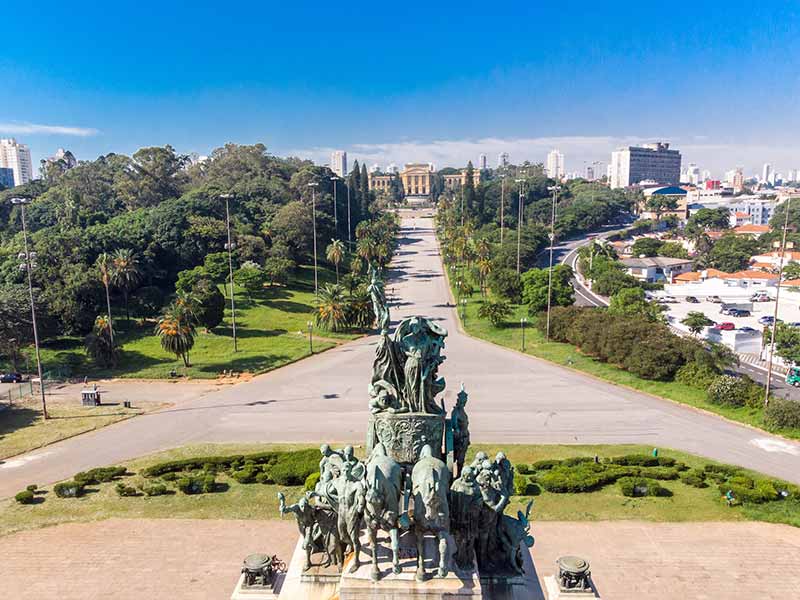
<box><xmin>0</xmin><ymin>400</ymin><xmax>164</xmax><ymax>460</ymax></box>
<box><xmin>3</xmin><ymin>442</ymin><xmax>795</xmax><ymax>539</ymax></box>
<box><xmin>18</xmin><ymin>267</ymin><xmax>360</xmax><ymax>381</ymax></box>
<box><xmin>446</xmin><ymin>271</ymin><xmax>800</xmax><ymax>441</ymax></box>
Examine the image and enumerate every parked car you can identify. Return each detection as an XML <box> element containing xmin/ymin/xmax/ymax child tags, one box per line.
<box><xmin>717</xmin><ymin>322</ymin><xmax>735</xmax><ymax>330</ymax></box>
<box><xmin>706</xmin><ymin>295</ymin><xmax>722</xmax><ymax>303</ymax></box>
<box><xmin>685</xmin><ymin>296</ymin><xmax>699</xmax><ymax>303</ymax></box>
<box><xmin>0</xmin><ymin>373</ymin><xmax>23</xmax><ymax>383</ymax></box>
<box><xmin>758</xmin><ymin>316</ymin><xmax>777</xmax><ymax>325</ymax></box>
<box><xmin>719</xmin><ymin>306</ymin><xmax>734</xmax><ymax>315</ymax></box>
<box><xmin>738</xmin><ymin>326</ymin><xmax>756</xmax><ymax>333</ymax></box>
<box><xmin>729</xmin><ymin>309</ymin><xmax>751</xmax><ymax>317</ymax></box>
<box><xmin>751</xmin><ymin>292</ymin><xmax>773</xmax><ymax>302</ymax></box>
<box><xmin>790</xmin><ymin>322</ymin><xmax>800</xmax><ymax>328</ymax></box>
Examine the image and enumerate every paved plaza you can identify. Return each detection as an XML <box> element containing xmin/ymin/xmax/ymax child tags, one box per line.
<box><xmin>2</xmin><ymin>214</ymin><xmax>800</xmax><ymax>497</ymax></box>
<box><xmin>1</xmin><ymin>518</ymin><xmax>798</xmax><ymax>599</ymax></box>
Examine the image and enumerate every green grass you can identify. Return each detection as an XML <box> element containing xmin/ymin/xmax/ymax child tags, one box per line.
<box><xmin>16</xmin><ymin>267</ymin><xmax>360</xmax><ymax>380</ymax></box>
<box><xmin>447</xmin><ymin>267</ymin><xmax>800</xmax><ymax>441</ymax></box>
<box><xmin>4</xmin><ymin>442</ymin><xmax>796</xmax><ymax>539</ymax></box>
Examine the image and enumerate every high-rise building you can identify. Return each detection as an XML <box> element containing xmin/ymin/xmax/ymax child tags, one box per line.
<box><xmin>789</xmin><ymin>169</ymin><xmax>799</xmax><ymax>183</ymax></box>
<box><xmin>609</xmin><ymin>142</ymin><xmax>681</xmax><ymax>189</ymax></box>
<box><xmin>497</xmin><ymin>152</ymin><xmax>509</xmax><ymax>168</ymax></box>
<box><xmin>682</xmin><ymin>163</ymin><xmax>701</xmax><ymax>185</ymax></box>
<box><xmin>546</xmin><ymin>149</ymin><xmax>565</xmax><ymax>179</ymax></box>
<box><xmin>732</xmin><ymin>169</ymin><xmax>745</xmax><ymax>193</ymax></box>
<box><xmin>0</xmin><ymin>167</ymin><xmax>14</xmax><ymax>189</ymax></box>
<box><xmin>0</xmin><ymin>138</ymin><xmax>34</xmax><ymax>186</ymax></box>
<box><xmin>331</xmin><ymin>150</ymin><xmax>347</xmax><ymax>177</ymax></box>
<box><xmin>762</xmin><ymin>163</ymin><xmax>772</xmax><ymax>184</ymax></box>
<box><xmin>478</xmin><ymin>154</ymin><xmax>487</xmax><ymax>170</ymax></box>
<box><xmin>586</xmin><ymin>166</ymin><xmax>594</xmax><ymax>180</ymax></box>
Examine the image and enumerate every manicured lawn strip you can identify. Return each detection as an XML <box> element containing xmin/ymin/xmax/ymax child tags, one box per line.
<box><xmin>4</xmin><ymin>442</ymin><xmax>795</xmax><ymax>539</ymax></box>
<box><xmin>14</xmin><ymin>266</ymin><xmax>358</xmax><ymax>381</ymax></box>
<box><xmin>446</xmin><ymin>267</ymin><xmax>800</xmax><ymax>441</ymax></box>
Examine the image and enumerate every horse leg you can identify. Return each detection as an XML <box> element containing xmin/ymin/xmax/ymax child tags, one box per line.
<box><xmin>390</xmin><ymin>527</ymin><xmax>401</xmax><ymax>575</ymax></box>
<box><xmin>415</xmin><ymin>526</ymin><xmax>425</xmax><ymax>582</ymax></box>
<box><xmin>437</xmin><ymin>531</ymin><xmax>448</xmax><ymax>578</ymax></box>
<box><xmin>369</xmin><ymin>525</ymin><xmax>380</xmax><ymax>581</ymax></box>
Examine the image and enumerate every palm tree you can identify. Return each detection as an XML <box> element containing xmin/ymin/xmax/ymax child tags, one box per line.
<box><xmin>346</xmin><ymin>288</ymin><xmax>373</xmax><ymax>330</ymax></box>
<box><xmin>84</xmin><ymin>315</ymin><xmax>119</xmax><ymax>367</ymax></box>
<box><xmin>477</xmin><ymin>258</ymin><xmax>492</xmax><ymax>296</ymax></box>
<box><xmin>315</xmin><ymin>284</ymin><xmax>348</xmax><ymax>332</ymax></box>
<box><xmin>475</xmin><ymin>238</ymin><xmax>491</xmax><ymax>262</ymax></box>
<box><xmin>356</xmin><ymin>237</ymin><xmax>377</xmax><ymax>265</ymax></box>
<box><xmin>155</xmin><ymin>302</ymin><xmax>196</xmax><ymax>367</ymax></box>
<box><xmin>95</xmin><ymin>253</ymin><xmax>115</xmax><ymax>344</ymax></box>
<box><xmin>110</xmin><ymin>249</ymin><xmax>142</xmax><ymax>322</ymax></box>
<box><xmin>326</xmin><ymin>239</ymin><xmax>345</xmax><ymax>283</ymax></box>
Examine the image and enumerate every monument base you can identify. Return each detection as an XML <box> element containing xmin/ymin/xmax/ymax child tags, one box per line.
<box><xmin>544</xmin><ymin>575</ymin><xmax>601</xmax><ymax>600</ymax></box>
<box><xmin>367</xmin><ymin>412</ymin><xmax>446</xmax><ymax>466</ymax></box>
<box><xmin>479</xmin><ymin>546</ymin><xmax>541</xmax><ymax>600</ymax></box>
<box><xmin>275</xmin><ymin>538</ymin><xmax>340</xmax><ymax>600</ymax></box>
<box><xmin>339</xmin><ymin>530</ymin><xmax>480</xmax><ymax>599</ymax></box>
<box><xmin>230</xmin><ymin>572</ymin><xmax>282</xmax><ymax>600</ymax></box>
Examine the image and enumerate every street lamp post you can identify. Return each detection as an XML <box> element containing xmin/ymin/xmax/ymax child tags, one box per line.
<box><xmin>521</xmin><ymin>317</ymin><xmax>528</xmax><ymax>352</ymax></box>
<box><xmin>307</xmin><ymin>321</ymin><xmax>314</xmax><ymax>354</ymax></box>
<box><xmin>10</xmin><ymin>197</ymin><xmax>48</xmax><ymax>419</ymax></box>
<box><xmin>500</xmin><ymin>167</ymin><xmax>506</xmax><ymax>245</ymax></box>
<box><xmin>220</xmin><ymin>194</ymin><xmax>238</xmax><ymax>353</ymax></box>
<box><xmin>765</xmin><ymin>197</ymin><xmax>793</xmax><ymax>406</ymax></box>
<box><xmin>545</xmin><ymin>185</ymin><xmax>562</xmax><ymax>341</ymax></box>
<box><xmin>330</xmin><ymin>175</ymin><xmax>340</xmax><ymax>237</ymax></box>
<box><xmin>460</xmin><ymin>298</ymin><xmax>467</xmax><ymax>322</ymax></box>
<box><xmin>308</xmin><ymin>182</ymin><xmax>320</xmax><ymax>297</ymax></box>
<box><xmin>514</xmin><ymin>176</ymin><xmax>526</xmax><ymax>274</ymax></box>
<box><xmin>345</xmin><ymin>179</ymin><xmax>352</xmax><ymax>248</ymax></box>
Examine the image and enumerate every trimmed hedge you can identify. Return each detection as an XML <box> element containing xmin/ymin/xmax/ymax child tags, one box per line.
<box><xmin>268</xmin><ymin>449</ymin><xmax>320</xmax><ymax>486</ymax></box>
<box><xmin>115</xmin><ymin>483</ymin><xmax>138</xmax><ymax>497</ymax></box>
<box><xmin>718</xmin><ymin>480</ymin><xmax>779</xmax><ymax>504</ymax></box>
<box><xmin>177</xmin><ymin>475</ymin><xmax>216</xmax><ymax>495</ymax></box>
<box><xmin>74</xmin><ymin>466</ymin><xmax>127</xmax><ymax>485</ymax></box>
<box><xmin>142</xmin><ymin>451</ymin><xmax>283</xmax><ymax>478</ymax></box>
<box><xmin>26</xmin><ymin>484</ymin><xmax>38</xmax><ymax>493</ymax></box>
<box><xmin>516</xmin><ymin>463</ymin><xmax>532</xmax><ymax>475</ymax></box>
<box><xmin>305</xmin><ymin>471</ymin><xmax>321</xmax><ymax>491</ymax></box>
<box><xmin>54</xmin><ymin>481</ymin><xmax>85</xmax><ymax>498</ymax></box>
<box><xmin>15</xmin><ymin>490</ymin><xmax>35</xmax><ymax>504</ymax></box>
<box><xmin>765</xmin><ymin>397</ymin><xmax>800</xmax><ymax>429</ymax></box>
<box><xmin>618</xmin><ymin>477</ymin><xmax>672</xmax><ymax>497</ymax></box>
<box><xmin>531</xmin><ymin>459</ymin><xmax>561</xmax><ymax>471</ymax></box>
<box><xmin>141</xmin><ymin>483</ymin><xmax>169</xmax><ymax>497</ymax></box>
<box><xmin>680</xmin><ymin>469</ymin><xmax>708</xmax><ymax>488</ymax></box>
<box><xmin>609</xmin><ymin>454</ymin><xmax>676</xmax><ymax>468</ymax></box>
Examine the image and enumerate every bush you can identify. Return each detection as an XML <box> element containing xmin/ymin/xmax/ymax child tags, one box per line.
<box><xmin>540</xmin><ymin>306</ymin><xmax>587</xmax><ymax>343</ymax></box>
<box><xmin>618</xmin><ymin>477</ymin><xmax>672</xmax><ymax>497</ymax></box>
<box><xmin>610</xmin><ymin>454</ymin><xmax>666</xmax><ymax>467</ymax></box>
<box><xmin>680</xmin><ymin>469</ymin><xmax>708</xmax><ymax>488</ymax></box>
<box><xmin>305</xmin><ymin>471</ymin><xmax>321</xmax><ymax>492</ymax></box>
<box><xmin>531</xmin><ymin>459</ymin><xmax>561</xmax><ymax>471</ymax></box>
<box><xmin>515</xmin><ymin>463</ymin><xmax>532</xmax><ymax>475</ymax></box>
<box><xmin>54</xmin><ymin>481</ymin><xmax>85</xmax><ymax>498</ymax></box>
<box><xmin>74</xmin><ymin>466</ymin><xmax>127</xmax><ymax>485</ymax></box>
<box><xmin>719</xmin><ymin>480</ymin><xmax>779</xmax><ymax>504</ymax></box>
<box><xmin>26</xmin><ymin>484</ymin><xmax>38</xmax><ymax>492</ymax></box>
<box><xmin>707</xmin><ymin>375</ymin><xmax>750</xmax><ymax>407</ymax></box>
<box><xmin>538</xmin><ymin>463</ymin><xmax>623</xmax><ymax>493</ymax></box>
<box><xmin>161</xmin><ymin>472</ymin><xmax>178</xmax><ymax>482</ymax></box>
<box><xmin>177</xmin><ymin>475</ymin><xmax>216</xmax><ymax>495</ymax></box>
<box><xmin>115</xmin><ymin>483</ymin><xmax>138</xmax><ymax>497</ymax></box>
<box><xmin>256</xmin><ymin>472</ymin><xmax>272</xmax><ymax>484</ymax></box>
<box><xmin>15</xmin><ymin>490</ymin><xmax>36</xmax><ymax>504</ymax></box>
<box><xmin>487</xmin><ymin>268</ymin><xmax>522</xmax><ymax>302</ymax></box>
<box><xmin>142</xmin><ymin>451</ymin><xmax>283</xmax><ymax>478</ymax></box>
<box><xmin>765</xmin><ymin>397</ymin><xmax>800</xmax><ymax>429</ymax></box>
<box><xmin>231</xmin><ymin>467</ymin><xmax>259</xmax><ymax>484</ymax></box>
<box><xmin>268</xmin><ymin>449</ymin><xmax>320</xmax><ymax>486</ymax></box>
<box><xmin>477</xmin><ymin>300</ymin><xmax>512</xmax><ymax>327</ymax></box>
<box><xmin>675</xmin><ymin>362</ymin><xmax>719</xmax><ymax>390</ymax></box>
<box><xmin>141</xmin><ymin>483</ymin><xmax>169</xmax><ymax>497</ymax></box>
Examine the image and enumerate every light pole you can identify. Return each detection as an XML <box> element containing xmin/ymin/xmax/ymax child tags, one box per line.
<box><xmin>765</xmin><ymin>197</ymin><xmax>793</xmax><ymax>406</ymax></box>
<box><xmin>330</xmin><ymin>175</ymin><xmax>340</xmax><ymax>237</ymax></box>
<box><xmin>460</xmin><ymin>183</ymin><xmax>465</xmax><ymax>227</ymax></box>
<box><xmin>514</xmin><ymin>175</ymin><xmax>526</xmax><ymax>274</ymax></box>
<box><xmin>545</xmin><ymin>185</ymin><xmax>562</xmax><ymax>341</ymax></box>
<box><xmin>521</xmin><ymin>317</ymin><xmax>528</xmax><ymax>352</ymax></box>
<box><xmin>10</xmin><ymin>197</ymin><xmax>48</xmax><ymax>419</ymax></box>
<box><xmin>460</xmin><ymin>298</ymin><xmax>467</xmax><ymax>322</ymax></box>
<box><xmin>345</xmin><ymin>178</ymin><xmax>352</xmax><ymax>248</ymax></box>
<box><xmin>308</xmin><ymin>181</ymin><xmax>319</xmax><ymax>297</ymax></box>
<box><xmin>307</xmin><ymin>321</ymin><xmax>314</xmax><ymax>354</ymax></box>
<box><xmin>220</xmin><ymin>193</ymin><xmax>238</xmax><ymax>352</ymax></box>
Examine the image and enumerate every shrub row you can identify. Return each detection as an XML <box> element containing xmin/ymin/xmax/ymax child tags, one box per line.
<box><xmin>74</xmin><ymin>466</ymin><xmax>128</xmax><ymax>485</ymax></box>
<box><xmin>142</xmin><ymin>451</ymin><xmax>283</xmax><ymax>477</ymax></box>
<box><xmin>177</xmin><ymin>475</ymin><xmax>217</xmax><ymax>495</ymax></box>
<box><xmin>618</xmin><ymin>477</ymin><xmax>672</xmax><ymax>497</ymax></box>
<box><xmin>764</xmin><ymin>397</ymin><xmax>800</xmax><ymax>429</ymax></box>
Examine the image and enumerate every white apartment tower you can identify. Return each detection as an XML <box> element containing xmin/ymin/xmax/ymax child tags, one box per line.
<box><xmin>609</xmin><ymin>142</ymin><xmax>681</xmax><ymax>189</ymax></box>
<box><xmin>497</xmin><ymin>152</ymin><xmax>509</xmax><ymax>168</ymax></box>
<box><xmin>331</xmin><ymin>150</ymin><xmax>348</xmax><ymax>177</ymax></box>
<box><xmin>546</xmin><ymin>149</ymin><xmax>565</xmax><ymax>179</ymax></box>
<box><xmin>0</xmin><ymin>138</ymin><xmax>34</xmax><ymax>186</ymax></box>
<box><xmin>478</xmin><ymin>153</ymin><xmax>487</xmax><ymax>170</ymax></box>
<box><xmin>762</xmin><ymin>163</ymin><xmax>772</xmax><ymax>184</ymax></box>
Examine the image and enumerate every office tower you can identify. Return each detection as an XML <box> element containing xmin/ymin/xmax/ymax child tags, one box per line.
<box><xmin>732</xmin><ymin>169</ymin><xmax>744</xmax><ymax>193</ymax></box>
<box><xmin>762</xmin><ymin>163</ymin><xmax>772</xmax><ymax>183</ymax></box>
<box><xmin>609</xmin><ymin>142</ymin><xmax>681</xmax><ymax>189</ymax></box>
<box><xmin>497</xmin><ymin>152</ymin><xmax>509</xmax><ymax>168</ymax></box>
<box><xmin>478</xmin><ymin>153</ymin><xmax>487</xmax><ymax>170</ymax></box>
<box><xmin>586</xmin><ymin>166</ymin><xmax>594</xmax><ymax>180</ymax></box>
<box><xmin>0</xmin><ymin>138</ymin><xmax>34</xmax><ymax>186</ymax></box>
<box><xmin>546</xmin><ymin>149</ymin><xmax>565</xmax><ymax>179</ymax></box>
<box><xmin>331</xmin><ymin>150</ymin><xmax>348</xmax><ymax>177</ymax></box>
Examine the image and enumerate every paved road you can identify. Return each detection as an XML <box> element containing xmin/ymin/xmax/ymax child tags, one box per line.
<box><xmin>2</xmin><ymin>214</ymin><xmax>800</xmax><ymax>497</ymax></box>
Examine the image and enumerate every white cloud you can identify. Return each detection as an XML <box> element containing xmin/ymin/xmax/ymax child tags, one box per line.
<box><xmin>0</xmin><ymin>122</ymin><xmax>99</xmax><ymax>137</ymax></box>
<box><xmin>287</xmin><ymin>135</ymin><xmax>800</xmax><ymax>178</ymax></box>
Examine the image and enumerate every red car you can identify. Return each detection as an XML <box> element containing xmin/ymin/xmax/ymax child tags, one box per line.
<box><xmin>718</xmin><ymin>322</ymin><xmax>735</xmax><ymax>331</ymax></box>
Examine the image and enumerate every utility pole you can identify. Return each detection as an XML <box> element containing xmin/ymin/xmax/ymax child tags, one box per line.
<box><xmin>330</xmin><ymin>175</ymin><xmax>340</xmax><ymax>237</ymax></box>
<box><xmin>460</xmin><ymin>183</ymin><xmax>465</xmax><ymax>227</ymax></box>
<box><xmin>346</xmin><ymin>179</ymin><xmax>352</xmax><ymax>248</ymax></box>
<box><xmin>10</xmin><ymin>197</ymin><xmax>48</xmax><ymax>419</ymax></box>
<box><xmin>514</xmin><ymin>174</ymin><xmax>526</xmax><ymax>274</ymax></box>
<box><xmin>220</xmin><ymin>193</ymin><xmax>238</xmax><ymax>352</ymax></box>
<box><xmin>308</xmin><ymin>181</ymin><xmax>319</xmax><ymax>297</ymax></box>
<box><xmin>545</xmin><ymin>185</ymin><xmax>561</xmax><ymax>341</ymax></box>
<box><xmin>765</xmin><ymin>196</ymin><xmax>793</xmax><ymax>406</ymax></box>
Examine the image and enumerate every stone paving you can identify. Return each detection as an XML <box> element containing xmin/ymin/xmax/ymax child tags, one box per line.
<box><xmin>2</xmin><ymin>518</ymin><xmax>799</xmax><ymax>599</ymax></box>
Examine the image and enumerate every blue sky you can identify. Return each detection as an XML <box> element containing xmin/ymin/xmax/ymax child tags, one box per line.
<box><xmin>3</xmin><ymin>1</ymin><xmax>799</xmax><ymax>177</ymax></box>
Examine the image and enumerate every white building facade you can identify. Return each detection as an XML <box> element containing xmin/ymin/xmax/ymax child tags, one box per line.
<box><xmin>0</xmin><ymin>138</ymin><xmax>33</xmax><ymax>186</ymax></box>
<box><xmin>610</xmin><ymin>142</ymin><xmax>682</xmax><ymax>189</ymax></box>
<box><xmin>546</xmin><ymin>149</ymin><xmax>564</xmax><ymax>179</ymax></box>
<box><xmin>330</xmin><ymin>150</ymin><xmax>347</xmax><ymax>177</ymax></box>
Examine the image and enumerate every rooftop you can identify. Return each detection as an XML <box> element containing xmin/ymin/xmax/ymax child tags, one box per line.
<box><xmin>621</xmin><ymin>256</ymin><xmax>693</xmax><ymax>268</ymax></box>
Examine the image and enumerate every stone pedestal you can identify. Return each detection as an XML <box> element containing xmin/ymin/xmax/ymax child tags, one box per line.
<box><xmin>276</xmin><ymin>538</ymin><xmax>340</xmax><ymax>600</ymax></box>
<box><xmin>367</xmin><ymin>412</ymin><xmax>446</xmax><ymax>466</ymax></box>
<box><xmin>230</xmin><ymin>572</ymin><xmax>282</xmax><ymax>600</ymax></box>
<box><xmin>544</xmin><ymin>575</ymin><xmax>600</xmax><ymax>600</ymax></box>
<box><xmin>339</xmin><ymin>530</ymin><xmax>480</xmax><ymax>599</ymax></box>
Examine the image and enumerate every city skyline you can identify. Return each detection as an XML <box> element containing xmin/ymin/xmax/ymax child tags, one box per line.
<box><xmin>3</xmin><ymin>2</ymin><xmax>799</xmax><ymax>178</ymax></box>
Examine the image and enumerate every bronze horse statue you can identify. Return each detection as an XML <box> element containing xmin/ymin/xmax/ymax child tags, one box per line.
<box><xmin>364</xmin><ymin>443</ymin><xmax>406</xmax><ymax>580</ymax></box>
<box><xmin>411</xmin><ymin>444</ymin><xmax>451</xmax><ymax>581</ymax></box>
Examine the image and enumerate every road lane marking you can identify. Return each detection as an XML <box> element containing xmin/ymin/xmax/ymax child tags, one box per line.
<box><xmin>750</xmin><ymin>438</ymin><xmax>800</xmax><ymax>455</ymax></box>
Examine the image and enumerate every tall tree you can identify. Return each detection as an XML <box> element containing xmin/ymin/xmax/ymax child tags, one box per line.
<box><xmin>326</xmin><ymin>239</ymin><xmax>345</xmax><ymax>283</ymax></box>
<box><xmin>155</xmin><ymin>301</ymin><xmax>196</xmax><ymax>367</ymax></box>
<box><xmin>95</xmin><ymin>253</ymin><xmax>115</xmax><ymax>342</ymax></box>
<box><xmin>110</xmin><ymin>248</ymin><xmax>142</xmax><ymax>321</ymax></box>
<box><xmin>360</xmin><ymin>163</ymin><xmax>370</xmax><ymax>216</ymax></box>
